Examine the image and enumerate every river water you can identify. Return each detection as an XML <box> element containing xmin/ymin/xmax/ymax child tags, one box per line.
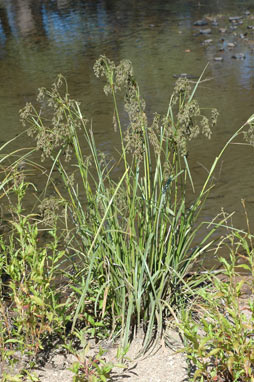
<box><xmin>1</xmin><ymin>0</ymin><xmax>254</xmax><ymax>244</ymax></box>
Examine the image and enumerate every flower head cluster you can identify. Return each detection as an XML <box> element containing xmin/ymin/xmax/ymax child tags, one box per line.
<box><xmin>94</xmin><ymin>56</ymin><xmax>147</xmax><ymax>161</ymax></box>
<box><xmin>94</xmin><ymin>56</ymin><xmax>133</xmax><ymax>96</ymax></box>
<box><xmin>148</xmin><ymin>78</ymin><xmax>219</xmax><ymax>156</ymax></box>
<box><xmin>243</xmin><ymin>122</ymin><xmax>254</xmax><ymax>146</ymax></box>
<box><xmin>39</xmin><ymin>196</ymin><xmax>63</xmax><ymax>226</ymax></box>
<box><xmin>20</xmin><ymin>74</ymin><xmax>87</xmax><ymax>161</ymax></box>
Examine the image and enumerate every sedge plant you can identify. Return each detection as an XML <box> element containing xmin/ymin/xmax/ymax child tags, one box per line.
<box><xmin>18</xmin><ymin>56</ymin><xmax>251</xmax><ymax>352</ymax></box>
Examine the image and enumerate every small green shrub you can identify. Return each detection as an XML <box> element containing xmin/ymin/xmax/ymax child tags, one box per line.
<box><xmin>70</xmin><ymin>346</ymin><xmax>117</xmax><ymax>382</ymax></box>
<box><xmin>66</xmin><ymin>331</ymin><xmax>126</xmax><ymax>382</ymax></box>
<box><xmin>180</xmin><ymin>227</ymin><xmax>254</xmax><ymax>381</ymax></box>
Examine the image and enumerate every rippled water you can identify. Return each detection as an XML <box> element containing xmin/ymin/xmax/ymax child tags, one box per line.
<box><xmin>1</xmin><ymin>0</ymin><xmax>254</xmax><ymax>245</ymax></box>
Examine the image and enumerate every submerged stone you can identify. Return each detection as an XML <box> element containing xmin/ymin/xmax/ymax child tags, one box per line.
<box><xmin>173</xmin><ymin>73</ymin><xmax>198</xmax><ymax>79</ymax></box>
<box><xmin>229</xmin><ymin>16</ymin><xmax>242</xmax><ymax>22</ymax></box>
<box><xmin>194</xmin><ymin>19</ymin><xmax>208</xmax><ymax>26</ymax></box>
<box><xmin>199</xmin><ymin>28</ymin><xmax>212</xmax><ymax>35</ymax></box>
<box><xmin>202</xmin><ymin>39</ymin><xmax>213</xmax><ymax>45</ymax></box>
<box><xmin>213</xmin><ymin>56</ymin><xmax>224</xmax><ymax>62</ymax></box>
<box><xmin>232</xmin><ymin>53</ymin><xmax>246</xmax><ymax>59</ymax></box>
<box><xmin>211</xmin><ymin>20</ymin><xmax>219</xmax><ymax>27</ymax></box>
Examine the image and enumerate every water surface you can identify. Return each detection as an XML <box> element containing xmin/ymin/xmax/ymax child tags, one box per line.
<box><xmin>1</xmin><ymin>0</ymin><xmax>254</xmax><ymax>250</ymax></box>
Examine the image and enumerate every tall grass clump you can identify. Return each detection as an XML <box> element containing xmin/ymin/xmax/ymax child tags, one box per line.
<box><xmin>18</xmin><ymin>56</ymin><xmax>223</xmax><ymax>350</ymax></box>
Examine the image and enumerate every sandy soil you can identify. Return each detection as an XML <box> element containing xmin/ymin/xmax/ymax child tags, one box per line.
<box><xmin>1</xmin><ymin>330</ymin><xmax>188</xmax><ymax>382</ymax></box>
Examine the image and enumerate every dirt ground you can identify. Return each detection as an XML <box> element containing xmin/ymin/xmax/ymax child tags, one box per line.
<box><xmin>1</xmin><ymin>330</ymin><xmax>188</xmax><ymax>382</ymax></box>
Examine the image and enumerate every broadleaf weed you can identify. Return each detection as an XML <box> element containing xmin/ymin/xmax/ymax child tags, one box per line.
<box><xmin>180</xmin><ymin>228</ymin><xmax>254</xmax><ymax>381</ymax></box>
<box><xmin>0</xmin><ymin>179</ymin><xmax>75</xmax><ymax>371</ymax></box>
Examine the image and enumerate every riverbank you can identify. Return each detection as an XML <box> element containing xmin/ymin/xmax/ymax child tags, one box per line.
<box><xmin>2</xmin><ymin>330</ymin><xmax>188</xmax><ymax>381</ymax></box>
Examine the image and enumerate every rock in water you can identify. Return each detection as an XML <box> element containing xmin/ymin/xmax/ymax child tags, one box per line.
<box><xmin>199</xmin><ymin>28</ymin><xmax>212</xmax><ymax>35</ymax></box>
<box><xmin>232</xmin><ymin>53</ymin><xmax>246</xmax><ymax>59</ymax></box>
<box><xmin>202</xmin><ymin>39</ymin><xmax>213</xmax><ymax>46</ymax></box>
<box><xmin>211</xmin><ymin>20</ymin><xmax>219</xmax><ymax>27</ymax></box>
<box><xmin>229</xmin><ymin>16</ymin><xmax>242</xmax><ymax>22</ymax></box>
<box><xmin>173</xmin><ymin>73</ymin><xmax>199</xmax><ymax>79</ymax></box>
<box><xmin>213</xmin><ymin>57</ymin><xmax>224</xmax><ymax>62</ymax></box>
<box><xmin>193</xmin><ymin>19</ymin><xmax>208</xmax><ymax>26</ymax></box>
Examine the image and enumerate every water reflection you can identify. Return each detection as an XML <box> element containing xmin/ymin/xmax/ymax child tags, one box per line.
<box><xmin>0</xmin><ymin>0</ymin><xmax>253</xmax><ymax>84</ymax></box>
<box><xmin>0</xmin><ymin>0</ymin><xmax>254</xmax><ymax>233</ymax></box>
<box><xmin>0</xmin><ymin>0</ymin><xmax>191</xmax><ymax>44</ymax></box>
<box><xmin>56</xmin><ymin>0</ymin><xmax>71</xmax><ymax>9</ymax></box>
<box><xmin>0</xmin><ymin>0</ymin><xmax>44</xmax><ymax>38</ymax></box>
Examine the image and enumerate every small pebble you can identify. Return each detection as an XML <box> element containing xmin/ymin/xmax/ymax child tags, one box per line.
<box><xmin>227</xmin><ymin>42</ymin><xmax>236</xmax><ymax>48</ymax></box>
<box><xmin>219</xmin><ymin>28</ymin><xmax>227</xmax><ymax>33</ymax></box>
<box><xmin>173</xmin><ymin>73</ymin><xmax>198</xmax><ymax>79</ymax></box>
<box><xmin>211</xmin><ymin>21</ymin><xmax>219</xmax><ymax>27</ymax></box>
<box><xmin>193</xmin><ymin>19</ymin><xmax>208</xmax><ymax>26</ymax></box>
<box><xmin>232</xmin><ymin>53</ymin><xmax>246</xmax><ymax>59</ymax></box>
<box><xmin>199</xmin><ymin>28</ymin><xmax>212</xmax><ymax>35</ymax></box>
<box><xmin>213</xmin><ymin>57</ymin><xmax>224</xmax><ymax>62</ymax></box>
<box><xmin>173</xmin><ymin>73</ymin><xmax>187</xmax><ymax>78</ymax></box>
<box><xmin>229</xmin><ymin>16</ymin><xmax>242</xmax><ymax>22</ymax></box>
<box><xmin>202</xmin><ymin>39</ymin><xmax>213</xmax><ymax>45</ymax></box>
<box><xmin>232</xmin><ymin>20</ymin><xmax>243</xmax><ymax>25</ymax></box>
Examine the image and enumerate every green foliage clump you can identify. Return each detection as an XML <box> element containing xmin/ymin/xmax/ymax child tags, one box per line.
<box><xmin>0</xmin><ymin>178</ymin><xmax>74</xmax><ymax>375</ymax></box>
<box><xmin>180</xmin><ymin>228</ymin><xmax>254</xmax><ymax>381</ymax></box>
<box><xmin>19</xmin><ymin>55</ymin><xmax>220</xmax><ymax>352</ymax></box>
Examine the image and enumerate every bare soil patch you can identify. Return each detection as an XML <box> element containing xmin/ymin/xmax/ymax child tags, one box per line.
<box><xmin>1</xmin><ymin>330</ymin><xmax>188</xmax><ymax>382</ymax></box>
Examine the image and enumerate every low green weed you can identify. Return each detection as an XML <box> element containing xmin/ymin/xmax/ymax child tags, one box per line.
<box><xmin>0</xmin><ymin>178</ymin><xmax>74</xmax><ymax>370</ymax></box>
<box><xmin>1</xmin><ymin>370</ymin><xmax>39</xmax><ymax>382</ymax></box>
<box><xmin>70</xmin><ymin>347</ymin><xmax>115</xmax><ymax>382</ymax></box>
<box><xmin>67</xmin><ymin>332</ymin><xmax>126</xmax><ymax>382</ymax></box>
<box><xmin>180</xmin><ymin>227</ymin><xmax>254</xmax><ymax>381</ymax></box>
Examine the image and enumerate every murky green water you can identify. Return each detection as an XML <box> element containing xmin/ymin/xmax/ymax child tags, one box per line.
<box><xmin>1</xmin><ymin>0</ymin><xmax>254</xmax><ymax>244</ymax></box>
